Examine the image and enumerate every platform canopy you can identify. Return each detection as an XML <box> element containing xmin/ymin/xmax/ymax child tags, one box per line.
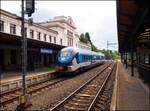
<box><xmin>117</xmin><ymin>0</ymin><xmax>150</xmax><ymax>53</ymax></box>
<box><xmin>0</xmin><ymin>32</ymin><xmax>65</xmax><ymax>51</ymax></box>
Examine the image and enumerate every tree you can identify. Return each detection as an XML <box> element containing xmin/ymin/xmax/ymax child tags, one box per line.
<box><xmin>91</xmin><ymin>43</ymin><xmax>98</xmax><ymax>52</ymax></box>
<box><xmin>85</xmin><ymin>32</ymin><xmax>92</xmax><ymax>44</ymax></box>
<box><xmin>79</xmin><ymin>32</ymin><xmax>120</xmax><ymax>59</ymax></box>
<box><xmin>79</xmin><ymin>32</ymin><xmax>99</xmax><ymax>52</ymax></box>
<box><xmin>79</xmin><ymin>33</ymin><xmax>88</xmax><ymax>43</ymax></box>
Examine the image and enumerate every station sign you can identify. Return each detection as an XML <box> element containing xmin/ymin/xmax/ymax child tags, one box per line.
<box><xmin>40</xmin><ymin>48</ymin><xmax>53</xmax><ymax>54</ymax></box>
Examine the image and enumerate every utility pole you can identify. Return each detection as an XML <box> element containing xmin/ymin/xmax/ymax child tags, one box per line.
<box><xmin>16</xmin><ymin>0</ymin><xmax>28</xmax><ymax>110</ymax></box>
<box><xmin>107</xmin><ymin>40</ymin><xmax>108</xmax><ymax>59</ymax></box>
<box><xmin>16</xmin><ymin>0</ymin><xmax>35</xmax><ymax>110</ymax></box>
<box><xmin>22</xmin><ymin>0</ymin><xmax>27</xmax><ymax>97</ymax></box>
<box><xmin>107</xmin><ymin>41</ymin><xmax>117</xmax><ymax>59</ymax></box>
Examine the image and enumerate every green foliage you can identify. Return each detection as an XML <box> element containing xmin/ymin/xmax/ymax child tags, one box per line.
<box><xmin>85</xmin><ymin>32</ymin><xmax>92</xmax><ymax>44</ymax></box>
<box><xmin>98</xmin><ymin>49</ymin><xmax>120</xmax><ymax>59</ymax></box>
<box><xmin>79</xmin><ymin>32</ymin><xmax>98</xmax><ymax>52</ymax></box>
<box><xmin>91</xmin><ymin>43</ymin><xmax>99</xmax><ymax>52</ymax></box>
<box><xmin>79</xmin><ymin>32</ymin><xmax>120</xmax><ymax>59</ymax></box>
<box><xmin>79</xmin><ymin>33</ymin><xmax>88</xmax><ymax>44</ymax></box>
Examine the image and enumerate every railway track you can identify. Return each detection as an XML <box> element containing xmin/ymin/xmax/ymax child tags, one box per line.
<box><xmin>0</xmin><ymin>77</ymin><xmax>67</xmax><ymax>107</ymax></box>
<box><xmin>47</xmin><ymin>62</ymin><xmax>116</xmax><ymax>111</ymax></box>
<box><xmin>0</xmin><ymin>62</ymin><xmax>113</xmax><ymax>109</ymax></box>
<box><xmin>0</xmin><ymin>64</ymin><xmax>102</xmax><ymax>108</ymax></box>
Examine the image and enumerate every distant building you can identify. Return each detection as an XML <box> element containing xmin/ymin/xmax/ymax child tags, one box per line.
<box><xmin>38</xmin><ymin>16</ymin><xmax>91</xmax><ymax>50</ymax></box>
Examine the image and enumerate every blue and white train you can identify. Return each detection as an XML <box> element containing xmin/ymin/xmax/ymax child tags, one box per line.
<box><xmin>55</xmin><ymin>47</ymin><xmax>105</xmax><ymax>73</ymax></box>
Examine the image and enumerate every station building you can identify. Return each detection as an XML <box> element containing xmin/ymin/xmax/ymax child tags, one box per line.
<box><xmin>0</xmin><ymin>9</ymin><xmax>91</xmax><ymax>73</ymax></box>
<box><xmin>38</xmin><ymin>16</ymin><xmax>91</xmax><ymax>50</ymax></box>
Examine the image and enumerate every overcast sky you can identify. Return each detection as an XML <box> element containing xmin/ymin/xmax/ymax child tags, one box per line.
<box><xmin>1</xmin><ymin>1</ymin><xmax>118</xmax><ymax>50</ymax></box>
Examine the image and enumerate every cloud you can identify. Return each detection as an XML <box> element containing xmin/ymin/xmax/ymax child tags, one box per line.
<box><xmin>1</xmin><ymin>1</ymin><xmax>118</xmax><ymax>50</ymax></box>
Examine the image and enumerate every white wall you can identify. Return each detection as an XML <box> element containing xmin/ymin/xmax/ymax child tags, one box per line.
<box><xmin>1</xmin><ymin>11</ymin><xmax>59</xmax><ymax>45</ymax></box>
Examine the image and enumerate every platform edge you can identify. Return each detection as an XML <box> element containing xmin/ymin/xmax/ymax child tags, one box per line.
<box><xmin>110</xmin><ymin>61</ymin><xmax>119</xmax><ymax>111</ymax></box>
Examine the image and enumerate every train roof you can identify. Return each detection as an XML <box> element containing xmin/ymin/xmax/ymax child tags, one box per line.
<box><xmin>61</xmin><ymin>47</ymin><xmax>105</xmax><ymax>56</ymax></box>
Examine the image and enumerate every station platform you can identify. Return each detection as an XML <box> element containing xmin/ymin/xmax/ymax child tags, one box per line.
<box><xmin>1</xmin><ymin>68</ymin><xmax>55</xmax><ymax>84</ymax></box>
<box><xmin>111</xmin><ymin>61</ymin><xmax>150</xmax><ymax>110</ymax></box>
<box><xmin>0</xmin><ymin>67</ymin><xmax>56</xmax><ymax>93</ymax></box>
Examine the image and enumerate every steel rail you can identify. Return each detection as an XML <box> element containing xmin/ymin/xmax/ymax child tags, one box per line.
<box><xmin>87</xmin><ymin>63</ymin><xmax>115</xmax><ymax>111</ymax></box>
<box><xmin>50</xmin><ymin>62</ymin><xmax>113</xmax><ymax>111</ymax></box>
<box><xmin>0</xmin><ymin>78</ymin><xmax>67</xmax><ymax>106</ymax></box>
<box><xmin>0</xmin><ymin>63</ymin><xmax>106</xmax><ymax>107</ymax></box>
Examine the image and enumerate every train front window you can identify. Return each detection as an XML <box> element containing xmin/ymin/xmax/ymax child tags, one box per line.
<box><xmin>60</xmin><ymin>51</ymin><xmax>71</xmax><ymax>57</ymax></box>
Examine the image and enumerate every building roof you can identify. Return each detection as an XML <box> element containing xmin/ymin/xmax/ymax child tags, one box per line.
<box><xmin>38</xmin><ymin>16</ymin><xmax>76</xmax><ymax>29</ymax></box>
<box><xmin>117</xmin><ymin>0</ymin><xmax>150</xmax><ymax>52</ymax></box>
<box><xmin>0</xmin><ymin>9</ymin><xmax>58</xmax><ymax>35</ymax></box>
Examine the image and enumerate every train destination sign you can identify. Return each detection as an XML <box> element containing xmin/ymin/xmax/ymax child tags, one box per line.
<box><xmin>40</xmin><ymin>48</ymin><xmax>53</xmax><ymax>54</ymax></box>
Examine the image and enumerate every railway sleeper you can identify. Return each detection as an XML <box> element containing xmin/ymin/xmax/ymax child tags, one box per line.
<box><xmin>93</xmin><ymin>106</ymin><xmax>106</xmax><ymax>111</ymax></box>
<box><xmin>62</xmin><ymin>105</ymin><xmax>87</xmax><ymax>111</ymax></box>
<box><xmin>87</xmin><ymin>84</ymin><xmax>99</xmax><ymax>87</ymax></box>
<box><xmin>93</xmin><ymin>102</ymin><xmax>106</xmax><ymax>110</ymax></box>
<box><xmin>77</xmin><ymin>93</ymin><xmax>95</xmax><ymax>98</ymax></box>
<box><xmin>100</xmin><ymin>95</ymin><xmax>109</xmax><ymax>100</ymax></box>
<box><xmin>74</xmin><ymin>95</ymin><xmax>94</xmax><ymax>101</ymax></box>
<box><xmin>68</xmin><ymin>99</ymin><xmax>92</xmax><ymax>104</ymax></box>
<box><xmin>101</xmin><ymin>92</ymin><xmax>112</xmax><ymax>99</ymax></box>
<box><xmin>66</xmin><ymin>101</ymin><xmax>90</xmax><ymax>106</ymax></box>
<box><xmin>72</xmin><ymin>98</ymin><xmax>92</xmax><ymax>103</ymax></box>
<box><xmin>95</xmin><ymin>100</ymin><xmax>105</xmax><ymax>105</ymax></box>
<box><xmin>64</xmin><ymin>102</ymin><xmax>90</xmax><ymax>110</ymax></box>
<box><xmin>78</xmin><ymin>91</ymin><xmax>97</xmax><ymax>95</ymax></box>
<box><xmin>81</xmin><ymin>89</ymin><xmax>98</xmax><ymax>93</ymax></box>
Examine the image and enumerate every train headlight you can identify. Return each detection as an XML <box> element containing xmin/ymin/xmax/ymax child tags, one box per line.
<box><xmin>59</xmin><ymin>66</ymin><xmax>64</xmax><ymax>71</ymax></box>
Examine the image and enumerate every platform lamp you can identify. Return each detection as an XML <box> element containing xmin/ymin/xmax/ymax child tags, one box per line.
<box><xmin>16</xmin><ymin>0</ymin><xmax>35</xmax><ymax>110</ymax></box>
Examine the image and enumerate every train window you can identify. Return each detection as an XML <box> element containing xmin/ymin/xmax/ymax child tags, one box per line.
<box><xmin>60</xmin><ymin>51</ymin><xmax>71</xmax><ymax>57</ymax></box>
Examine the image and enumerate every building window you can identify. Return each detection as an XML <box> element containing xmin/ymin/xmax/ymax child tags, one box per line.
<box><xmin>60</xmin><ymin>39</ymin><xmax>63</xmax><ymax>45</ymax></box>
<box><xmin>44</xmin><ymin>34</ymin><xmax>47</xmax><ymax>41</ymax></box>
<box><xmin>30</xmin><ymin>29</ymin><xmax>34</xmax><ymax>38</ymax></box>
<box><xmin>0</xmin><ymin>20</ymin><xmax>4</xmax><ymax>32</ymax></box>
<box><xmin>49</xmin><ymin>35</ymin><xmax>52</xmax><ymax>43</ymax></box>
<box><xmin>10</xmin><ymin>23</ymin><xmax>16</xmax><ymax>34</ymax></box>
<box><xmin>67</xmin><ymin>37</ymin><xmax>73</xmax><ymax>46</ymax></box>
<box><xmin>54</xmin><ymin>37</ymin><xmax>56</xmax><ymax>43</ymax></box>
<box><xmin>67</xmin><ymin>37</ymin><xmax>70</xmax><ymax>46</ymax></box>
<box><xmin>24</xmin><ymin>27</ymin><xmax>27</xmax><ymax>37</ymax></box>
<box><xmin>37</xmin><ymin>32</ymin><xmax>41</xmax><ymax>40</ymax></box>
<box><xmin>67</xmin><ymin>30</ymin><xmax>73</xmax><ymax>37</ymax></box>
